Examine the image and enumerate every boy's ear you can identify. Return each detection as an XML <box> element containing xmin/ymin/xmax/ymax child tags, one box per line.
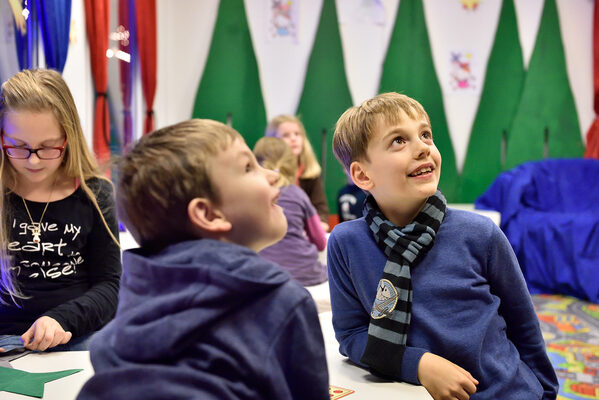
<box><xmin>187</xmin><ymin>198</ymin><xmax>232</xmax><ymax>233</ymax></box>
<box><xmin>350</xmin><ymin>161</ymin><xmax>374</xmax><ymax>191</ymax></box>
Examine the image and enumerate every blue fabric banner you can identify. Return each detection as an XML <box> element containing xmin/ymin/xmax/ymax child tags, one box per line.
<box><xmin>14</xmin><ymin>0</ymin><xmax>40</xmax><ymax>70</ymax></box>
<box><xmin>38</xmin><ymin>0</ymin><xmax>72</xmax><ymax>72</ymax></box>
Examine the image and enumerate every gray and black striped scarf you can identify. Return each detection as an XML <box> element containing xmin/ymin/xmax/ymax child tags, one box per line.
<box><xmin>360</xmin><ymin>190</ymin><xmax>446</xmax><ymax>379</ymax></box>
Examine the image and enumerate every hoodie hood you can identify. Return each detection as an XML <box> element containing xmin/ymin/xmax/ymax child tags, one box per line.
<box><xmin>105</xmin><ymin>239</ymin><xmax>290</xmax><ymax>361</ymax></box>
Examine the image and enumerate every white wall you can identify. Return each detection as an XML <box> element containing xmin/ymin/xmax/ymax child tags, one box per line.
<box><xmin>62</xmin><ymin>0</ymin><xmax>94</xmax><ymax>150</ymax></box>
<box><xmin>154</xmin><ymin>0</ymin><xmax>219</xmax><ymax>130</ymax></box>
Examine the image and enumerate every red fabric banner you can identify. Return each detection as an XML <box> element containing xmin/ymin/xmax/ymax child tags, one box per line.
<box><xmin>135</xmin><ymin>0</ymin><xmax>157</xmax><ymax>135</ymax></box>
<box><xmin>83</xmin><ymin>0</ymin><xmax>111</xmax><ymax>166</ymax></box>
<box><xmin>585</xmin><ymin>0</ymin><xmax>599</xmax><ymax>158</ymax></box>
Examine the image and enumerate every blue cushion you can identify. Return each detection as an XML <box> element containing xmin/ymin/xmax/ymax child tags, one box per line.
<box><xmin>475</xmin><ymin>158</ymin><xmax>599</xmax><ymax>302</ymax></box>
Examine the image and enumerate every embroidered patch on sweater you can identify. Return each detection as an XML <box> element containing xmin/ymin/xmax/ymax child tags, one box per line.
<box><xmin>371</xmin><ymin>279</ymin><xmax>399</xmax><ymax>319</ymax></box>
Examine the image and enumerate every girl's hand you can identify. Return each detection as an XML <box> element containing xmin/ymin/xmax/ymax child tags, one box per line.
<box><xmin>418</xmin><ymin>352</ymin><xmax>478</xmax><ymax>400</ymax></box>
<box><xmin>21</xmin><ymin>316</ymin><xmax>72</xmax><ymax>351</ymax></box>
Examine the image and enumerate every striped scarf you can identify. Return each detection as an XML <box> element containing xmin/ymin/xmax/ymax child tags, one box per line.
<box><xmin>360</xmin><ymin>190</ymin><xmax>446</xmax><ymax>379</ymax></box>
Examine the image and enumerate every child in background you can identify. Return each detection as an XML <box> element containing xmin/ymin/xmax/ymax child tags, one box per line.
<box><xmin>77</xmin><ymin>119</ymin><xmax>329</xmax><ymax>400</ymax></box>
<box><xmin>337</xmin><ymin>171</ymin><xmax>367</xmax><ymax>223</ymax></box>
<box><xmin>0</xmin><ymin>69</ymin><xmax>121</xmax><ymax>352</ymax></box>
<box><xmin>266</xmin><ymin>115</ymin><xmax>330</xmax><ymax>231</ymax></box>
<box><xmin>254</xmin><ymin>137</ymin><xmax>327</xmax><ymax>286</ymax></box>
<box><xmin>328</xmin><ymin>92</ymin><xmax>558</xmax><ymax>399</ymax></box>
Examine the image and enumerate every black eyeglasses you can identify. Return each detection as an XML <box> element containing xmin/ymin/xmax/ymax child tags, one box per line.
<box><xmin>1</xmin><ymin>136</ymin><xmax>67</xmax><ymax>160</ymax></box>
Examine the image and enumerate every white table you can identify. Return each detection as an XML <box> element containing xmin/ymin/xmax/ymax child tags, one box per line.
<box><xmin>5</xmin><ymin>351</ymin><xmax>93</xmax><ymax>400</ymax></box>
<box><xmin>320</xmin><ymin>312</ymin><xmax>432</xmax><ymax>399</ymax></box>
<box><xmin>119</xmin><ymin>230</ymin><xmax>139</xmax><ymax>251</ymax></box>
<box><xmin>4</xmin><ymin>316</ymin><xmax>431</xmax><ymax>400</ymax></box>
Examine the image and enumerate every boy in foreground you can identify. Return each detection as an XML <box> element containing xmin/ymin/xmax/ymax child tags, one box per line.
<box><xmin>77</xmin><ymin>119</ymin><xmax>329</xmax><ymax>400</ymax></box>
<box><xmin>328</xmin><ymin>93</ymin><xmax>558</xmax><ymax>399</ymax></box>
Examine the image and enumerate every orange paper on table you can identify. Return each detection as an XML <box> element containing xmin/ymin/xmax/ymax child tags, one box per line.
<box><xmin>329</xmin><ymin>385</ymin><xmax>354</xmax><ymax>399</ymax></box>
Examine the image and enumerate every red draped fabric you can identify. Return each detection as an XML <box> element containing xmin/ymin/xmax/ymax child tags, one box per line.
<box><xmin>135</xmin><ymin>0</ymin><xmax>157</xmax><ymax>135</ymax></box>
<box><xmin>585</xmin><ymin>0</ymin><xmax>599</xmax><ymax>158</ymax></box>
<box><xmin>119</xmin><ymin>0</ymin><xmax>133</xmax><ymax>151</ymax></box>
<box><xmin>83</xmin><ymin>0</ymin><xmax>111</xmax><ymax>166</ymax></box>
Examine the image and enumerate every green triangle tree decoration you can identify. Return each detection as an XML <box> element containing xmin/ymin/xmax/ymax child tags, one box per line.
<box><xmin>505</xmin><ymin>0</ymin><xmax>584</xmax><ymax>168</ymax></box>
<box><xmin>296</xmin><ymin>0</ymin><xmax>353</xmax><ymax>213</ymax></box>
<box><xmin>460</xmin><ymin>0</ymin><xmax>525</xmax><ymax>202</ymax></box>
<box><xmin>192</xmin><ymin>0</ymin><xmax>266</xmax><ymax>147</ymax></box>
<box><xmin>379</xmin><ymin>0</ymin><xmax>459</xmax><ymax>202</ymax></box>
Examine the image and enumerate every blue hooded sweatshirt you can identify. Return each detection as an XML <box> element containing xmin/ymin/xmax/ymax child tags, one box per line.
<box><xmin>77</xmin><ymin>239</ymin><xmax>329</xmax><ymax>399</ymax></box>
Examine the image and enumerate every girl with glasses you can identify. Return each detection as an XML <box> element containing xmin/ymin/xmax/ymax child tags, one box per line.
<box><xmin>0</xmin><ymin>69</ymin><xmax>121</xmax><ymax>353</ymax></box>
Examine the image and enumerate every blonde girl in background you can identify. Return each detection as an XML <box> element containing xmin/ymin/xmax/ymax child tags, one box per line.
<box><xmin>254</xmin><ymin>137</ymin><xmax>327</xmax><ymax>286</ymax></box>
<box><xmin>0</xmin><ymin>69</ymin><xmax>121</xmax><ymax>352</ymax></box>
<box><xmin>265</xmin><ymin>115</ymin><xmax>329</xmax><ymax>231</ymax></box>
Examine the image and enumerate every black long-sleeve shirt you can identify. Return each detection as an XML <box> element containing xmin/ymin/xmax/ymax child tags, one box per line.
<box><xmin>299</xmin><ymin>175</ymin><xmax>329</xmax><ymax>223</ymax></box>
<box><xmin>0</xmin><ymin>178</ymin><xmax>121</xmax><ymax>337</ymax></box>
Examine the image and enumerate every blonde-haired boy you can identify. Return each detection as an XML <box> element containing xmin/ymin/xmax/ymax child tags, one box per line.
<box><xmin>328</xmin><ymin>93</ymin><xmax>558</xmax><ymax>399</ymax></box>
<box><xmin>77</xmin><ymin>119</ymin><xmax>329</xmax><ymax>400</ymax></box>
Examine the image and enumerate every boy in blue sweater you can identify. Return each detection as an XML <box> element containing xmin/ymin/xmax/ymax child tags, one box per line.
<box><xmin>329</xmin><ymin>92</ymin><xmax>558</xmax><ymax>400</ymax></box>
<box><xmin>77</xmin><ymin>119</ymin><xmax>329</xmax><ymax>400</ymax></box>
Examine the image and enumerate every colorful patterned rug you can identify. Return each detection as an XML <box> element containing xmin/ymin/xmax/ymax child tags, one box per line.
<box><xmin>533</xmin><ymin>294</ymin><xmax>599</xmax><ymax>399</ymax></box>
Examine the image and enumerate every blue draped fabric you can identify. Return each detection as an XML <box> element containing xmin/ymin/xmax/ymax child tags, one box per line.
<box><xmin>38</xmin><ymin>0</ymin><xmax>72</xmax><ymax>72</ymax></box>
<box><xmin>14</xmin><ymin>0</ymin><xmax>40</xmax><ymax>70</ymax></box>
<box><xmin>475</xmin><ymin>159</ymin><xmax>599</xmax><ymax>302</ymax></box>
<box><xmin>13</xmin><ymin>18</ymin><xmax>26</xmax><ymax>70</ymax></box>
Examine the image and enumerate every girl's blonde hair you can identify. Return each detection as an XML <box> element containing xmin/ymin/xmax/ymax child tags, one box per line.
<box><xmin>253</xmin><ymin>137</ymin><xmax>297</xmax><ymax>188</ymax></box>
<box><xmin>265</xmin><ymin>115</ymin><xmax>321</xmax><ymax>179</ymax></box>
<box><xmin>0</xmin><ymin>69</ymin><xmax>119</xmax><ymax>301</ymax></box>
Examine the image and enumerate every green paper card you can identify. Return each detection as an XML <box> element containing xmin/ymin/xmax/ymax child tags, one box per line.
<box><xmin>0</xmin><ymin>366</ymin><xmax>82</xmax><ymax>398</ymax></box>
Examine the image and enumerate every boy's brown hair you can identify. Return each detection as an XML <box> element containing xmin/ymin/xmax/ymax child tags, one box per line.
<box><xmin>117</xmin><ymin>119</ymin><xmax>241</xmax><ymax>247</ymax></box>
<box><xmin>333</xmin><ymin>92</ymin><xmax>431</xmax><ymax>173</ymax></box>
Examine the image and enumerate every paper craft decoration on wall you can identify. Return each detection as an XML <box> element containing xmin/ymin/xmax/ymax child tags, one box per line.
<box><xmin>267</xmin><ymin>0</ymin><xmax>299</xmax><ymax>42</ymax></box>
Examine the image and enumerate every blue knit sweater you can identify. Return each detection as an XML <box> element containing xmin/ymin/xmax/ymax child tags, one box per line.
<box><xmin>327</xmin><ymin>208</ymin><xmax>558</xmax><ymax>399</ymax></box>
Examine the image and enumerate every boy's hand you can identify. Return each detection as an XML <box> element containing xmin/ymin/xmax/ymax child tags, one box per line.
<box><xmin>418</xmin><ymin>352</ymin><xmax>478</xmax><ymax>400</ymax></box>
<box><xmin>21</xmin><ymin>316</ymin><xmax>72</xmax><ymax>351</ymax></box>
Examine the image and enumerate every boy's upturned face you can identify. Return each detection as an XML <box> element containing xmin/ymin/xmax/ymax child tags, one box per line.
<box><xmin>356</xmin><ymin>111</ymin><xmax>441</xmax><ymax>226</ymax></box>
<box><xmin>210</xmin><ymin>138</ymin><xmax>287</xmax><ymax>252</ymax></box>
